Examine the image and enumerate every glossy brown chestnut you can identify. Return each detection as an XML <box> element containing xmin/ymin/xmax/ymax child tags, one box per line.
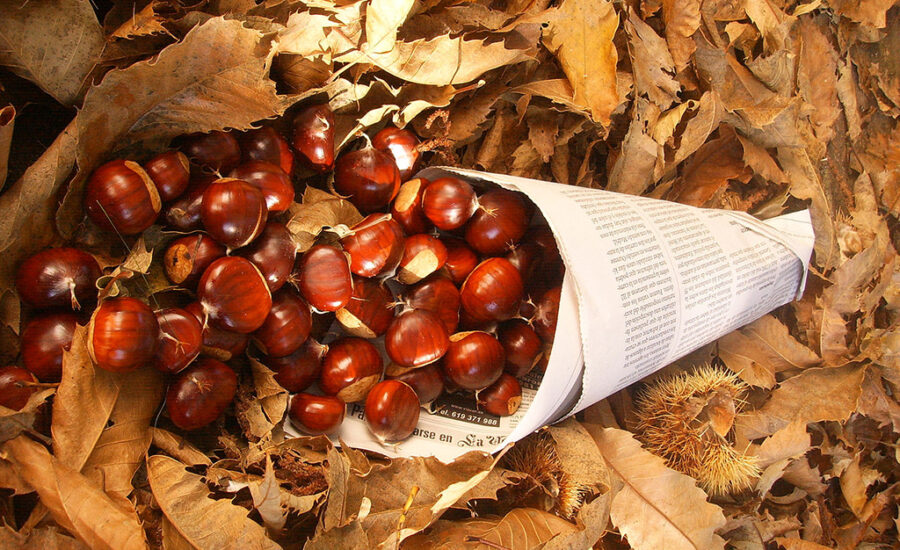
<box><xmin>252</xmin><ymin>289</ymin><xmax>311</xmax><ymax>357</ymax></box>
<box><xmin>421</xmin><ymin>177</ymin><xmax>477</xmax><ymax>230</ymax></box>
<box><xmin>340</xmin><ymin>214</ymin><xmax>405</xmax><ymax>278</ymax></box>
<box><xmin>21</xmin><ymin>313</ymin><xmax>78</xmax><ymax>382</ymax></box>
<box><xmin>197</xmin><ymin>256</ymin><xmax>272</xmax><ymax>334</ymax></box>
<box><xmin>268</xmin><ymin>340</ymin><xmax>324</xmax><ymax>392</ymax></box>
<box><xmin>533</xmin><ymin>286</ymin><xmax>561</xmax><ymax>342</ymax></box>
<box><xmin>497</xmin><ymin>319</ymin><xmax>543</xmax><ymax>378</ymax></box>
<box><xmin>477</xmin><ymin>373</ymin><xmax>522</xmax><ymax>416</ymax></box>
<box><xmin>228</xmin><ymin>161</ymin><xmax>294</xmax><ymax>212</ymax></box>
<box><xmin>373</xmin><ymin>126</ymin><xmax>421</xmax><ymax>181</ymax></box>
<box><xmin>385</xmin><ymin>309</ymin><xmax>449</xmax><ymax>368</ymax></box>
<box><xmin>200</xmin><ymin>178</ymin><xmax>268</xmax><ymax>249</ymax></box>
<box><xmin>319</xmin><ymin>338</ymin><xmax>383</xmax><ymax>403</ymax></box>
<box><xmin>178</xmin><ymin>130</ymin><xmax>241</xmax><ymax>172</ymax></box>
<box><xmin>143</xmin><ymin>150</ymin><xmax>191</xmax><ymax>201</ymax></box>
<box><xmin>442</xmin><ymin>331</ymin><xmax>505</xmax><ymax>391</ymax></box>
<box><xmin>406</xmin><ymin>275</ymin><xmax>460</xmax><ymax>334</ymax></box>
<box><xmin>335</xmin><ymin>277</ymin><xmax>395</xmax><ymax>338</ymax></box>
<box><xmin>88</xmin><ymin>297</ymin><xmax>159</xmax><ymax>372</ymax></box>
<box><xmin>84</xmin><ymin>159</ymin><xmax>161</xmax><ymax>235</ymax></box>
<box><xmin>0</xmin><ymin>367</ymin><xmax>38</xmax><ymax>411</ymax></box>
<box><xmin>292</xmin><ymin>104</ymin><xmax>335</xmax><ymax>172</ymax></box>
<box><xmin>460</xmin><ymin>258</ymin><xmax>524</xmax><ymax>324</ymax></box>
<box><xmin>237</xmin><ymin>222</ymin><xmax>297</xmax><ymax>292</ymax></box>
<box><xmin>166</xmin><ymin>358</ymin><xmax>238</xmax><ymax>430</ymax></box>
<box><xmin>163</xmin><ymin>233</ymin><xmax>226</xmax><ymax>288</ymax></box>
<box><xmin>154</xmin><ymin>308</ymin><xmax>202</xmax><ymax>374</ymax></box>
<box><xmin>16</xmin><ymin>247</ymin><xmax>101</xmax><ymax>311</ymax></box>
<box><xmin>164</xmin><ymin>174</ymin><xmax>215</xmax><ymax>231</ymax></box>
<box><xmin>465</xmin><ymin>189</ymin><xmax>530</xmax><ymax>255</ymax></box>
<box><xmin>238</xmin><ymin>127</ymin><xmax>294</xmax><ymax>175</ymax></box>
<box><xmin>289</xmin><ymin>393</ymin><xmax>345</xmax><ymax>435</ymax></box>
<box><xmin>334</xmin><ymin>147</ymin><xmax>401</xmax><ymax>213</ymax></box>
<box><xmin>297</xmin><ymin>245</ymin><xmax>353</xmax><ymax>312</ymax></box>
<box><xmin>505</xmin><ymin>241</ymin><xmax>542</xmax><ymax>282</ymax></box>
<box><xmin>389</xmin><ymin>363</ymin><xmax>444</xmax><ymax>404</ymax></box>
<box><xmin>391</xmin><ymin>178</ymin><xmax>431</xmax><ymax>235</ymax></box>
<box><xmin>397</xmin><ymin>234</ymin><xmax>447</xmax><ymax>285</ymax></box>
<box><xmin>184</xmin><ymin>301</ymin><xmax>249</xmax><ymax>361</ymax></box>
<box><xmin>365</xmin><ymin>379</ymin><xmax>419</xmax><ymax>442</ymax></box>
<box><xmin>442</xmin><ymin>238</ymin><xmax>479</xmax><ymax>285</ymax></box>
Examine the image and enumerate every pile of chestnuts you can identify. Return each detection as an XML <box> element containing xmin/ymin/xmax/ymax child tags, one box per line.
<box><xmin>4</xmin><ymin>103</ymin><xmax>563</xmax><ymax>444</ymax></box>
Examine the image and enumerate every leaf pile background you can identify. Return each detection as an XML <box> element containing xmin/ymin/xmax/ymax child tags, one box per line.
<box><xmin>0</xmin><ymin>0</ymin><xmax>898</xmax><ymax>548</ymax></box>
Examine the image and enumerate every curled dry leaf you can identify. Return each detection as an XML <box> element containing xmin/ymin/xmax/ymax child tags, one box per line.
<box><xmin>0</xmin><ymin>387</ymin><xmax>55</xmax><ymax>444</ymax></box>
<box><xmin>365</xmin><ymin>0</ymin><xmax>417</xmax><ymax>54</ymax></box>
<box><xmin>0</xmin><ymin>105</ymin><xmax>14</xmax><ymax>192</ymax></box>
<box><xmin>402</xmin><ymin>507</ymin><xmax>578</xmax><ymax>549</ymax></box>
<box><xmin>110</xmin><ymin>1</ymin><xmax>169</xmax><ymax>40</ymax></box>
<box><xmin>149</xmin><ymin>427</ymin><xmax>212</xmax><ymax>467</ymax></box>
<box><xmin>286</xmin><ymin>194</ymin><xmax>363</xmax><ymax>252</ymax></box>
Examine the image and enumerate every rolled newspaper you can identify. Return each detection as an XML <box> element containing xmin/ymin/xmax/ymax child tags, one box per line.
<box><xmin>284</xmin><ymin>167</ymin><xmax>815</xmax><ymax>461</ymax></box>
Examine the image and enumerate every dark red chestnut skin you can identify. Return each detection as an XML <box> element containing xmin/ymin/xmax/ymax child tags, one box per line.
<box><xmin>497</xmin><ymin>319</ymin><xmax>543</xmax><ymax>378</ymax></box>
<box><xmin>289</xmin><ymin>393</ymin><xmax>345</xmax><ymax>435</ymax></box>
<box><xmin>252</xmin><ymin>289</ymin><xmax>311</xmax><ymax>357</ymax></box>
<box><xmin>336</xmin><ymin>277</ymin><xmax>395</xmax><ymax>338</ymax></box>
<box><xmin>154</xmin><ymin>308</ymin><xmax>202</xmax><ymax>374</ymax></box>
<box><xmin>365</xmin><ymin>379</ymin><xmax>420</xmax><ymax>442</ymax></box>
<box><xmin>200</xmin><ymin>178</ymin><xmax>268</xmax><ymax>249</ymax></box>
<box><xmin>385</xmin><ymin>309</ymin><xmax>449</xmax><ymax>368</ymax></box>
<box><xmin>16</xmin><ymin>247</ymin><xmax>101</xmax><ymax>311</ymax></box>
<box><xmin>0</xmin><ymin>367</ymin><xmax>39</xmax><ymax>411</ymax></box>
<box><xmin>292</xmin><ymin>104</ymin><xmax>335</xmax><ymax>172</ymax></box>
<box><xmin>184</xmin><ymin>302</ymin><xmax>248</xmax><ymax>361</ymax></box>
<box><xmin>163</xmin><ymin>233</ymin><xmax>226</xmax><ymax>288</ymax></box>
<box><xmin>421</xmin><ymin>177</ymin><xmax>477</xmax><ymax>230</ymax></box>
<box><xmin>197</xmin><ymin>256</ymin><xmax>273</xmax><ymax>334</ymax></box>
<box><xmin>297</xmin><ymin>245</ymin><xmax>353</xmax><ymax>312</ymax></box>
<box><xmin>228</xmin><ymin>161</ymin><xmax>294</xmax><ymax>213</ymax></box>
<box><xmin>143</xmin><ymin>151</ymin><xmax>191</xmax><ymax>202</ymax></box>
<box><xmin>334</xmin><ymin>147</ymin><xmax>401</xmax><ymax>213</ymax></box>
<box><xmin>505</xmin><ymin>241</ymin><xmax>542</xmax><ymax>282</ymax></box>
<box><xmin>21</xmin><ymin>313</ymin><xmax>78</xmax><ymax>382</ymax></box>
<box><xmin>267</xmin><ymin>340</ymin><xmax>324</xmax><ymax>392</ymax></box>
<box><xmin>533</xmin><ymin>286</ymin><xmax>561</xmax><ymax>342</ymax></box>
<box><xmin>442</xmin><ymin>238</ymin><xmax>479</xmax><ymax>285</ymax></box>
<box><xmin>460</xmin><ymin>258</ymin><xmax>524</xmax><ymax>324</ymax></box>
<box><xmin>164</xmin><ymin>174</ymin><xmax>215</xmax><ymax>231</ymax></box>
<box><xmin>391</xmin><ymin>178</ymin><xmax>431</xmax><ymax>235</ymax></box>
<box><xmin>442</xmin><ymin>331</ymin><xmax>505</xmax><ymax>391</ymax></box>
<box><xmin>178</xmin><ymin>131</ymin><xmax>241</xmax><ymax>172</ymax></box>
<box><xmin>373</xmin><ymin>126</ymin><xmax>421</xmax><ymax>181</ymax></box>
<box><xmin>397</xmin><ymin>234</ymin><xmax>448</xmax><ymax>285</ymax></box>
<box><xmin>465</xmin><ymin>189</ymin><xmax>530</xmax><ymax>255</ymax></box>
<box><xmin>319</xmin><ymin>338</ymin><xmax>383</xmax><ymax>403</ymax></box>
<box><xmin>89</xmin><ymin>297</ymin><xmax>159</xmax><ymax>373</ymax></box>
<box><xmin>389</xmin><ymin>363</ymin><xmax>444</xmax><ymax>404</ymax></box>
<box><xmin>238</xmin><ymin>127</ymin><xmax>294</xmax><ymax>175</ymax></box>
<box><xmin>477</xmin><ymin>373</ymin><xmax>522</xmax><ymax>416</ymax></box>
<box><xmin>406</xmin><ymin>275</ymin><xmax>460</xmax><ymax>334</ymax></box>
<box><xmin>237</xmin><ymin>222</ymin><xmax>297</xmax><ymax>292</ymax></box>
<box><xmin>84</xmin><ymin>159</ymin><xmax>161</xmax><ymax>235</ymax></box>
<box><xmin>340</xmin><ymin>214</ymin><xmax>405</xmax><ymax>278</ymax></box>
<box><xmin>166</xmin><ymin>358</ymin><xmax>238</xmax><ymax>431</ymax></box>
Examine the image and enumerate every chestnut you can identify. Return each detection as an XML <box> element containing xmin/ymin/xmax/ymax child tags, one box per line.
<box><xmin>237</xmin><ymin>222</ymin><xmax>297</xmax><ymax>292</ymax></box>
<box><xmin>154</xmin><ymin>308</ymin><xmax>202</xmax><ymax>374</ymax></box>
<box><xmin>267</xmin><ymin>340</ymin><xmax>324</xmax><ymax>392</ymax></box>
<box><xmin>88</xmin><ymin>297</ymin><xmax>159</xmax><ymax>372</ymax></box>
<box><xmin>405</xmin><ymin>275</ymin><xmax>460</xmax><ymax>334</ymax></box>
<box><xmin>200</xmin><ymin>178</ymin><xmax>268</xmax><ymax>249</ymax></box>
<box><xmin>372</xmin><ymin>126</ymin><xmax>421</xmax><ymax>181</ymax></box>
<box><xmin>296</xmin><ymin>245</ymin><xmax>353</xmax><ymax>312</ymax></box>
<box><xmin>365</xmin><ymin>380</ymin><xmax>419</xmax><ymax>442</ymax></box>
<box><xmin>385</xmin><ymin>309</ymin><xmax>449</xmax><ymax>368</ymax></box>
<box><xmin>178</xmin><ymin>130</ymin><xmax>241</xmax><ymax>172</ymax></box>
<box><xmin>21</xmin><ymin>313</ymin><xmax>79</xmax><ymax>382</ymax></box>
<box><xmin>340</xmin><ymin>214</ymin><xmax>405</xmax><ymax>278</ymax></box>
<box><xmin>505</xmin><ymin>241</ymin><xmax>542</xmax><ymax>282</ymax></box>
<box><xmin>164</xmin><ymin>174</ymin><xmax>215</xmax><ymax>231</ymax></box>
<box><xmin>252</xmin><ymin>289</ymin><xmax>312</xmax><ymax>357</ymax></box>
<box><xmin>460</xmin><ymin>258</ymin><xmax>523</xmax><ymax>324</ymax></box>
<box><xmin>442</xmin><ymin>237</ymin><xmax>479</xmax><ymax>285</ymax></box>
<box><xmin>143</xmin><ymin>150</ymin><xmax>190</xmax><ymax>202</ymax></box>
<box><xmin>292</xmin><ymin>104</ymin><xmax>335</xmax><ymax>172</ymax></box>
<box><xmin>335</xmin><ymin>277</ymin><xmax>395</xmax><ymax>338</ymax></box>
<box><xmin>166</xmin><ymin>358</ymin><xmax>238</xmax><ymax>430</ymax></box>
<box><xmin>184</xmin><ymin>301</ymin><xmax>249</xmax><ymax>361</ymax></box>
<box><xmin>421</xmin><ymin>177</ymin><xmax>477</xmax><ymax>230</ymax></box>
<box><xmin>533</xmin><ymin>286</ymin><xmax>561</xmax><ymax>343</ymax></box>
<box><xmin>84</xmin><ymin>159</ymin><xmax>161</xmax><ymax>235</ymax></box>
<box><xmin>389</xmin><ymin>363</ymin><xmax>444</xmax><ymax>404</ymax></box>
<box><xmin>197</xmin><ymin>256</ymin><xmax>272</xmax><ymax>334</ymax></box>
<box><xmin>319</xmin><ymin>338</ymin><xmax>383</xmax><ymax>403</ymax></box>
<box><xmin>289</xmin><ymin>393</ymin><xmax>345</xmax><ymax>435</ymax></box>
<box><xmin>391</xmin><ymin>178</ymin><xmax>431</xmax><ymax>235</ymax></box>
<box><xmin>333</xmin><ymin>147</ymin><xmax>401</xmax><ymax>213</ymax></box>
<box><xmin>228</xmin><ymin>161</ymin><xmax>294</xmax><ymax>213</ymax></box>
<box><xmin>397</xmin><ymin>234</ymin><xmax>448</xmax><ymax>285</ymax></box>
<box><xmin>477</xmin><ymin>373</ymin><xmax>522</xmax><ymax>416</ymax></box>
<box><xmin>442</xmin><ymin>331</ymin><xmax>505</xmax><ymax>391</ymax></box>
<box><xmin>497</xmin><ymin>319</ymin><xmax>543</xmax><ymax>378</ymax></box>
<box><xmin>465</xmin><ymin>189</ymin><xmax>530</xmax><ymax>255</ymax></box>
<box><xmin>238</xmin><ymin>127</ymin><xmax>294</xmax><ymax>175</ymax></box>
<box><xmin>163</xmin><ymin>233</ymin><xmax>226</xmax><ymax>288</ymax></box>
<box><xmin>0</xmin><ymin>367</ymin><xmax>38</xmax><ymax>411</ymax></box>
<box><xmin>16</xmin><ymin>247</ymin><xmax>101</xmax><ymax>311</ymax></box>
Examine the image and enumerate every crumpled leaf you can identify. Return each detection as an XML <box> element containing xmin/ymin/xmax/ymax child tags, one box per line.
<box><xmin>110</xmin><ymin>1</ymin><xmax>169</xmax><ymax>40</ymax></box>
<box><xmin>249</xmin><ymin>456</ymin><xmax>287</xmax><ymax>532</ymax></box>
<box><xmin>234</xmin><ymin>358</ymin><xmax>289</xmax><ymax>441</ymax></box>
<box><xmin>0</xmin><ymin>387</ymin><xmax>55</xmax><ymax>444</ymax></box>
<box><xmin>625</xmin><ymin>11</ymin><xmax>680</xmax><ymax>109</ymax></box>
<box><xmin>668</xmin><ymin>126</ymin><xmax>752</xmax><ymax>206</ymax></box>
<box><xmin>286</xmin><ymin>190</ymin><xmax>363</xmax><ymax>251</ymax></box>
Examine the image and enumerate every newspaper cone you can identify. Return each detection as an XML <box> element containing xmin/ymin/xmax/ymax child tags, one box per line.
<box><xmin>284</xmin><ymin>168</ymin><xmax>815</xmax><ymax>461</ymax></box>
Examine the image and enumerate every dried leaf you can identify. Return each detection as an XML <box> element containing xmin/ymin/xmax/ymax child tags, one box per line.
<box><xmin>149</xmin><ymin>428</ymin><xmax>212</xmax><ymax>466</ymax></box>
<box><xmin>668</xmin><ymin>126</ymin><xmax>751</xmax><ymax>206</ymax></box>
<box><xmin>661</xmin><ymin>0</ymin><xmax>700</xmax><ymax>70</ymax></box>
<box><xmin>796</xmin><ymin>19</ymin><xmax>840</xmax><ymax>143</ymax></box>
<box><xmin>0</xmin><ymin>105</ymin><xmax>13</xmax><ymax>191</ymax></box>
<box><xmin>625</xmin><ymin>11</ymin><xmax>680</xmax><ymax>109</ymax></box>
<box><xmin>403</xmin><ymin>508</ymin><xmax>577</xmax><ymax>549</ymax></box>
<box><xmin>607</xmin><ymin>99</ymin><xmax>661</xmax><ymax>195</ymax></box>
<box><xmin>752</xmin><ymin>421</ymin><xmax>811</xmax><ymax>469</ymax></box>
<box><xmin>111</xmin><ymin>2</ymin><xmax>169</xmax><ymax>39</ymax></box>
<box><xmin>365</xmin><ymin>0</ymin><xmax>416</xmax><ymax>54</ymax></box>
<box><xmin>0</xmin><ymin>387</ymin><xmax>55</xmax><ymax>443</ymax></box>
<box><xmin>828</xmin><ymin>0</ymin><xmax>896</xmax><ymax>28</ymax></box>
<box><xmin>541</xmin><ymin>492</ymin><xmax>612</xmax><ymax>550</ymax></box>
<box><xmin>0</xmin><ymin>524</ymin><xmax>88</xmax><ymax>550</ymax></box>
<box><xmin>249</xmin><ymin>456</ymin><xmax>287</xmax><ymax>532</ymax></box>
<box><xmin>286</xmin><ymin>193</ymin><xmax>363</xmax><ymax>251</ymax></box>
<box><xmin>670</xmin><ymin>91</ymin><xmax>723</xmax><ymax>167</ymax></box>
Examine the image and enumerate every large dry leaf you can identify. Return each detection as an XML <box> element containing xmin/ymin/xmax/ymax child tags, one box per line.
<box><xmin>147</xmin><ymin>454</ymin><xmax>281</xmax><ymax>550</ymax></box>
<box><xmin>3</xmin><ymin>436</ymin><xmax>147</xmax><ymax>550</ymax></box>
<box><xmin>606</xmin><ymin>99</ymin><xmax>661</xmax><ymax>195</ymax></box>
<box><xmin>625</xmin><ymin>11</ymin><xmax>680</xmax><ymax>109</ymax></box>
<box><xmin>828</xmin><ymin>0</ymin><xmax>896</xmax><ymax>28</ymax></box>
<box><xmin>587</xmin><ymin>426</ymin><xmax>727</xmax><ymax>550</ymax></box>
<box><xmin>542</xmin><ymin>493</ymin><xmax>612</xmax><ymax>550</ymax></box>
<box><xmin>670</xmin><ymin>91</ymin><xmax>723</xmax><ymax>167</ymax></box>
<box><xmin>668</xmin><ymin>126</ymin><xmax>751</xmax><ymax>206</ymax></box>
<box><xmin>661</xmin><ymin>0</ymin><xmax>700</xmax><ymax>71</ymax></box>
<box><xmin>150</xmin><ymin>428</ymin><xmax>213</xmax><ymax>466</ymax></box>
<box><xmin>796</xmin><ymin>19</ymin><xmax>840</xmax><ymax>143</ymax></box>
<box><xmin>403</xmin><ymin>508</ymin><xmax>578</xmax><ymax>549</ymax></box>
<box><xmin>0</xmin><ymin>0</ymin><xmax>104</xmax><ymax>104</ymax></box>
<box><xmin>365</xmin><ymin>0</ymin><xmax>416</xmax><ymax>54</ymax></box>
<box><xmin>546</xmin><ymin>418</ymin><xmax>610</xmax><ymax>495</ymax></box>
<box><xmin>0</xmin><ymin>387</ymin><xmax>55</xmax><ymax>443</ymax></box>
<box><xmin>286</xmin><ymin>193</ymin><xmax>363</xmax><ymax>252</ymax></box>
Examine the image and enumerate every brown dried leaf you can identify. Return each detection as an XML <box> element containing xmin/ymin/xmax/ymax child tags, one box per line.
<box><xmin>111</xmin><ymin>2</ymin><xmax>169</xmax><ymax>39</ymax></box>
<box><xmin>403</xmin><ymin>507</ymin><xmax>578</xmax><ymax>549</ymax></box>
<box><xmin>0</xmin><ymin>524</ymin><xmax>88</xmax><ymax>550</ymax></box>
<box><xmin>365</xmin><ymin>0</ymin><xmax>416</xmax><ymax>54</ymax></box>
<box><xmin>670</xmin><ymin>91</ymin><xmax>723</xmax><ymax>168</ymax></box>
<box><xmin>661</xmin><ymin>0</ymin><xmax>701</xmax><ymax>71</ymax></box>
<box><xmin>3</xmin><ymin>436</ymin><xmax>147</xmax><ymax>550</ymax></box>
<box><xmin>541</xmin><ymin>492</ymin><xmax>612</xmax><ymax>550</ymax></box>
<box><xmin>669</xmin><ymin>126</ymin><xmax>752</xmax><ymax>206</ymax></box>
<box><xmin>607</xmin><ymin>99</ymin><xmax>660</xmax><ymax>195</ymax></box>
<box><xmin>547</xmin><ymin>418</ymin><xmax>610</xmax><ymax>495</ymax></box>
<box><xmin>286</xmin><ymin>194</ymin><xmax>363</xmax><ymax>252</ymax></box>
<box><xmin>796</xmin><ymin>19</ymin><xmax>840</xmax><ymax>143</ymax></box>
<box><xmin>0</xmin><ymin>387</ymin><xmax>54</xmax><ymax>443</ymax></box>
<box><xmin>149</xmin><ymin>427</ymin><xmax>212</xmax><ymax>466</ymax></box>
<box><xmin>828</xmin><ymin>0</ymin><xmax>896</xmax><ymax>28</ymax></box>
<box><xmin>0</xmin><ymin>105</ymin><xmax>13</xmax><ymax>191</ymax></box>
<box><xmin>625</xmin><ymin>11</ymin><xmax>680</xmax><ymax>109</ymax></box>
